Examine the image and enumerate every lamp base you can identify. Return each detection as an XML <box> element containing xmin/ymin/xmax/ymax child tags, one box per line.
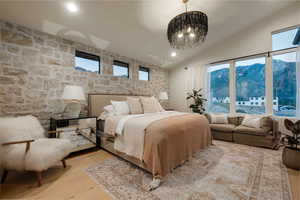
<box><xmin>63</xmin><ymin>102</ymin><xmax>81</xmax><ymax>118</ymax></box>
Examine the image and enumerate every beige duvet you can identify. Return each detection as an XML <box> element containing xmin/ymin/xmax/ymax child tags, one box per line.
<box><xmin>104</xmin><ymin>112</ymin><xmax>212</xmax><ymax>178</ymax></box>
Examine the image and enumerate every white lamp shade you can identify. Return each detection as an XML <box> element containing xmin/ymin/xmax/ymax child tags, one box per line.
<box><xmin>62</xmin><ymin>85</ymin><xmax>85</xmax><ymax>101</ymax></box>
<box><xmin>159</xmin><ymin>92</ymin><xmax>168</xmax><ymax>100</ymax></box>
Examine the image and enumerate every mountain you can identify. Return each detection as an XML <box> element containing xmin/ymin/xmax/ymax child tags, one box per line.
<box><xmin>210</xmin><ymin>59</ymin><xmax>297</xmax><ymax>106</ymax></box>
<box><xmin>75</xmin><ymin>66</ymin><xmax>98</xmax><ymax>73</ymax></box>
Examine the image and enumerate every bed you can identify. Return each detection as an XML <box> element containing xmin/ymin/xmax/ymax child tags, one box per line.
<box><xmin>88</xmin><ymin>93</ymin><xmax>212</xmax><ymax>189</ymax></box>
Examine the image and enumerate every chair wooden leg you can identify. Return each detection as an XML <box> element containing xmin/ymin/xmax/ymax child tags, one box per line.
<box><xmin>36</xmin><ymin>171</ymin><xmax>42</xmax><ymax>187</ymax></box>
<box><xmin>62</xmin><ymin>159</ymin><xmax>66</xmax><ymax>168</ymax></box>
<box><xmin>1</xmin><ymin>170</ymin><xmax>8</xmax><ymax>184</ymax></box>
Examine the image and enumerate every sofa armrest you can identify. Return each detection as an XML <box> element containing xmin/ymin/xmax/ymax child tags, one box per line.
<box><xmin>2</xmin><ymin>139</ymin><xmax>35</xmax><ymax>152</ymax></box>
<box><xmin>272</xmin><ymin>120</ymin><xmax>281</xmax><ymax>139</ymax></box>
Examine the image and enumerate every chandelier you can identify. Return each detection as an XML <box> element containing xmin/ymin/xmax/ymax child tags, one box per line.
<box><xmin>167</xmin><ymin>0</ymin><xmax>208</xmax><ymax>49</ymax></box>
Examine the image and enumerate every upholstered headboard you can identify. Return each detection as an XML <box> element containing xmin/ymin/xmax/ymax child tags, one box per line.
<box><xmin>88</xmin><ymin>93</ymin><xmax>148</xmax><ymax>117</ymax></box>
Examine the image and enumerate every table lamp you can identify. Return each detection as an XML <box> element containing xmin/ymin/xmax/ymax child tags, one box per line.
<box><xmin>62</xmin><ymin>85</ymin><xmax>85</xmax><ymax>118</ymax></box>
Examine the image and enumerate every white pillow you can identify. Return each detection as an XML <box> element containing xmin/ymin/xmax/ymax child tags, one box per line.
<box><xmin>104</xmin><ymin>105</ymin><xmax>115</xmax><ymax>113</ymax></box>
<box><xmin>210</xmin><ymin>114</ymin><xmax>228</xmax><ymax>124</ymax></box>
<box><xmin>242</xmin><ymin>115</ymin><xmax>261</xmax><ymax>129</ymax></box>
<box><xmin>152</xmin><ymin>96</ymin><xmax>165</xmax><ymax>112</ymax></box>
<box><xmin>111</xmin><ymin>101</ymin><xmax>130</xmax><ymax>115</ymax></box>
<box><xmin>98</xmin><ymin>111</ymin><xmax>116</xmax><ymax>120</ymax></box>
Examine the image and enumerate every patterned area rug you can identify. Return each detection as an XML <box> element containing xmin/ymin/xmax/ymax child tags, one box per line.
<box><xmin>86</xmin><ymin>141</ymin><xmax>292</xmax><ymax>200</ymax></box>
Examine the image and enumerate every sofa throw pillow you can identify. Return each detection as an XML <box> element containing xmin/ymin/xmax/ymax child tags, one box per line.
<box><xmin>140</xmin><ymin>96</ymin><xmax>160</xmax><ymax>113</ymax></box>
<box><xmin>210</xmin><ymin>114</ymin><xmax>228</xmax><ymax>124</ymax></box>
<box><xmin>241</xmin><ymin>115</ymin><xmax>261</xmax><ymax>129</ymax></box>
<box><xmin>127</xmin><ymin>97</ymin><xmax>143</xmax><ymax>114</ymax></box>
<box><xmin>111</xmin><ymin>101</ymin><xmax>130</xmax><ymax>115</ymax></box>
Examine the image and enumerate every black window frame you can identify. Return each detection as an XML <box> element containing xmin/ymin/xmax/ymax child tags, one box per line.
<box><xmin>139</xmin><ymin>66</ymin><xmax>150</xmax><ymax>81</ymax></box>
<box><xmin>75</xmin><ymin>50</ymin><xmax>101</xmax><ymax>74</ymax></box>
<box><xmin>112</xmin><ymin>60</ymin><xmax>130</xmax><ymax>78</ymax></box>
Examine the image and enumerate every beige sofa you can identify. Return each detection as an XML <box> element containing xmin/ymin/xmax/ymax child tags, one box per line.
<box><xmin>204</xmin><ymin>114</ymin><xmax>281</xmax><ymax>149</ymax></box>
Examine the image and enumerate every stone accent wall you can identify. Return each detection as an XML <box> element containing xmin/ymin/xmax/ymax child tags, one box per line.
<box><xmin>0</xmin><ymin>21</ymin><xmax>169</xmax><ymax>127</ymax></box>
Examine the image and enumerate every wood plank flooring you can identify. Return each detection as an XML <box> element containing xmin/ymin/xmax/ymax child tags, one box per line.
<box><xmin>0</xmin><ymin>149</ymin><xmax>299</xmax><ymax>200</ymax></box>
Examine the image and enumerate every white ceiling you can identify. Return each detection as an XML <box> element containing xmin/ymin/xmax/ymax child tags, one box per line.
<box><xmin>0</xmin><ymin>0</ymin><xmax>295</xmax><ymax>68</ymax></box>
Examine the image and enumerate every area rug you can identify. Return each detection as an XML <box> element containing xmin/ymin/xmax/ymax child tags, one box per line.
<box><xmin>85</xmin><ymin>141</ymin><xmax>292</xmax><ymax>200</ymax></box>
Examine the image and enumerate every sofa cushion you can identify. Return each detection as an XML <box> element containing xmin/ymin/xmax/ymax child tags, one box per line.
<box><xmin>260</xmin><ymin>116</ymin><xmax>273</xmax><ymax>130</ymax></box>
<box><xmin>234</xmin><ymin>125</ymin><xmax>270</xmax><ymax>136</ymax></box>
<box><xmin>210</xmin><ymin>124</ymin><xmax>236</xmax><ymax>132</ymax></box>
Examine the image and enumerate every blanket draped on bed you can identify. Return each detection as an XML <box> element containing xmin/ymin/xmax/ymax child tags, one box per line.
<box><xmin>143</xmin><ymin>114</ymin><xmax>212</xmax><ymax>178</ymax></box>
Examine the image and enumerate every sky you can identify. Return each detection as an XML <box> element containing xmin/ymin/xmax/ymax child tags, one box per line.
<box><xmin>75</xmin><ymin>57</ymin><xmax>99</xmax><ymax>72</ymax></box>
<box><xmin>272</xmin><ymin>28</ymin><xmax>298</xmax><ymax>51</ymax></box>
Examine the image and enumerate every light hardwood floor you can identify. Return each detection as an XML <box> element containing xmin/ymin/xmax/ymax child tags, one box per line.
<box><xmin>0</xmin><ymin>149</ymin><xmax>299</xmax><ymax>200</ymax></box>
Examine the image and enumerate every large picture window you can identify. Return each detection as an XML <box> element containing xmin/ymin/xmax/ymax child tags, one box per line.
<box><xmin>273</xmin><ymin>52</ymin><xmax>297</xmax><ymax>117</ymax></box>
<box><xmin>75</xmin><ymin>50</ymin><xmax>100</xmax><ymax>74</ymax></box>
<box><xmin>208</xmin><ymin>64</ymin><xmax>230</xmax><ymax>113</ymax></box>
<box><xmin>235</xmin><ymin>57</ymin><xmax>266</xmax><ymax>114</ymax></box>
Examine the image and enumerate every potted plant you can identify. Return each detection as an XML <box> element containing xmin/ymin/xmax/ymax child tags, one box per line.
<box><xmin>186</xmin><ymin>89</ymin><xmax>207</xmax><ymax>114</ymax></box>
<box><xmin>281</xmin><ymin>119</ymin><xmax>300</xmax><ymax>170</ymax></box>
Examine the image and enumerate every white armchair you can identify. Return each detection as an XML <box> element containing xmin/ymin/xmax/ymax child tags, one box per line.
<box><xmin>0</xmin><ymin>115</ymin><xmax>72</xmax><ymax>186</ymax></box>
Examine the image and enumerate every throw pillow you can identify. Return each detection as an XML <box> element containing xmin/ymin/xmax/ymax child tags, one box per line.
<box><xmin>111</xmin><ymin>101</ymin><xmax>130</xmax><ymax>115</ymax></box>
<box><xmin>210</xmin><ymin>114</ymin><xmax>228</xmax><ymax>124</ymax></box>
<box><xmin>140</xmin><ymin>96</ymin><xmax>160</xmax><ymax>113</ymax></box>
<box><xmin>241</xmin><ymin>115</ymin><xmax>261</xmax><ymax>129</ymax></box>
<box><xmin>127</xmin><ymin>97</ymin><xmax>143</xmax><ymax>114</ymax></box>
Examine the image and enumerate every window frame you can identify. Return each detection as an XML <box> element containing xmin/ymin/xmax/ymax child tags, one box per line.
<box><xmin>112</xmin><ymin>60</ymin><xmax>130</xmax><ymax>78</ymax></box>
<box><xmin>75</xmin><ymin>50</ymin><xmax>101</xmax><ymax>74</ymax></box>
<box><xmin>139</xmin><ymin>66</ymin><xmax>150</xmax><ymax>81</ymax></box>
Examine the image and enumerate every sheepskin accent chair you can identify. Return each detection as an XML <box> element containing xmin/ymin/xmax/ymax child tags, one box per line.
<box><xmin>0</xmin><ymin>115</ymin><xmax>72</xmax><ymax>186</ymax></box>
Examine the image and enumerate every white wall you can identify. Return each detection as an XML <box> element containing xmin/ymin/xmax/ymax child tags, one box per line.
<box><xmin>169</xmin><ymin>3</ymin><xmax>300</xmax><ymax>112</ymax></box>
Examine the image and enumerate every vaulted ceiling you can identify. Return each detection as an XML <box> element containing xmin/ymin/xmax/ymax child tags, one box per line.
<box><xmin>0</xmin><ymin>0</ymin><xmax>294</xmax><ymax>68</ymax></box>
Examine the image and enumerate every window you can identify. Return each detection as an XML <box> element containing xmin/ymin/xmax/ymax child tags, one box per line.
<box><xmin>139</xmin><ymin>66</ymin><xmax>150</xmax><ymax>81</ymax></box>
<box><xmin>207</xmin><ymin>63</ymin><xmax>230</xmax><ymax>113</ymax></box>
<box><xmin>206</xmin><ymin>25</ymin><xmax>299</xmax><ymax>117</ymax></box>
<box><xmin>272</xmin><ymin>27</ymin><xmax>299</xmax><ymax>51</ymax></box>
<box><xmin>75</xmin><ymin>50</ymin><xmax>100</xmax><ymax>73</ymax></box>
<box><xmin>113</xmin><ymin>60</ymin><xmax>129</xmax><ymax>78</ymax></box>
<box><xmin>272</xmin><ymin>52</ymin><xmax>297</xmax><ymax>117</ymax></box>
<box><xmin>235</xmin><ymin>57</ymin><xmax>266</xmax><ymax>114</ymax></box>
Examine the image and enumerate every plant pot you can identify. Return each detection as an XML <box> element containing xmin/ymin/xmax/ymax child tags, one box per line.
<box><xmin>282</xmin><ymin>147</ymin><xmax>300</xmax><ymax>170</ymax></box>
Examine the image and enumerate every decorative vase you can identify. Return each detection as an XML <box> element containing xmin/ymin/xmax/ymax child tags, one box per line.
<box><xmin>282</xmin><ymin>147</ymin><xmax>300</xmax><ymax>170</ymax></box>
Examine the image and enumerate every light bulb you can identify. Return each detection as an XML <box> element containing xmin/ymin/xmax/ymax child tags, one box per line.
<box><xmin>178</xmin><ymin>33</ymin><xmax>183</xmax><ymax>38</ymax></box>
<box><xmin>190</xmin><ymin>33</ymin><xmax>195</xmax><ymax>38</ymax></box>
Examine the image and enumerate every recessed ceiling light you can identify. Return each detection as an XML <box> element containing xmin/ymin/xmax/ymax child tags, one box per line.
<box><xmin>66</xmin><ymin>2</ymin><xmax>78</xmax><ymax>13</ymax></box>
<box><xmin>171</xmin><ymin>52</ymin><xmax>177</xmax><ymax>57</ymax></box>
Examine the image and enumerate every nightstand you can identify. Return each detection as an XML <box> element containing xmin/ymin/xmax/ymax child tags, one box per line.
<box><xmin>49</xmin><ymin>116</ymin><xmax>99</xmax><ymax>152</ymax></box>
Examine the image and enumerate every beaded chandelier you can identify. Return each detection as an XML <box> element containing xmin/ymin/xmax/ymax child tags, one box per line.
<box><xmin>167</xmin><ymin>0</ymin><xmax>208</xmax><ymax>49</ymax></box>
